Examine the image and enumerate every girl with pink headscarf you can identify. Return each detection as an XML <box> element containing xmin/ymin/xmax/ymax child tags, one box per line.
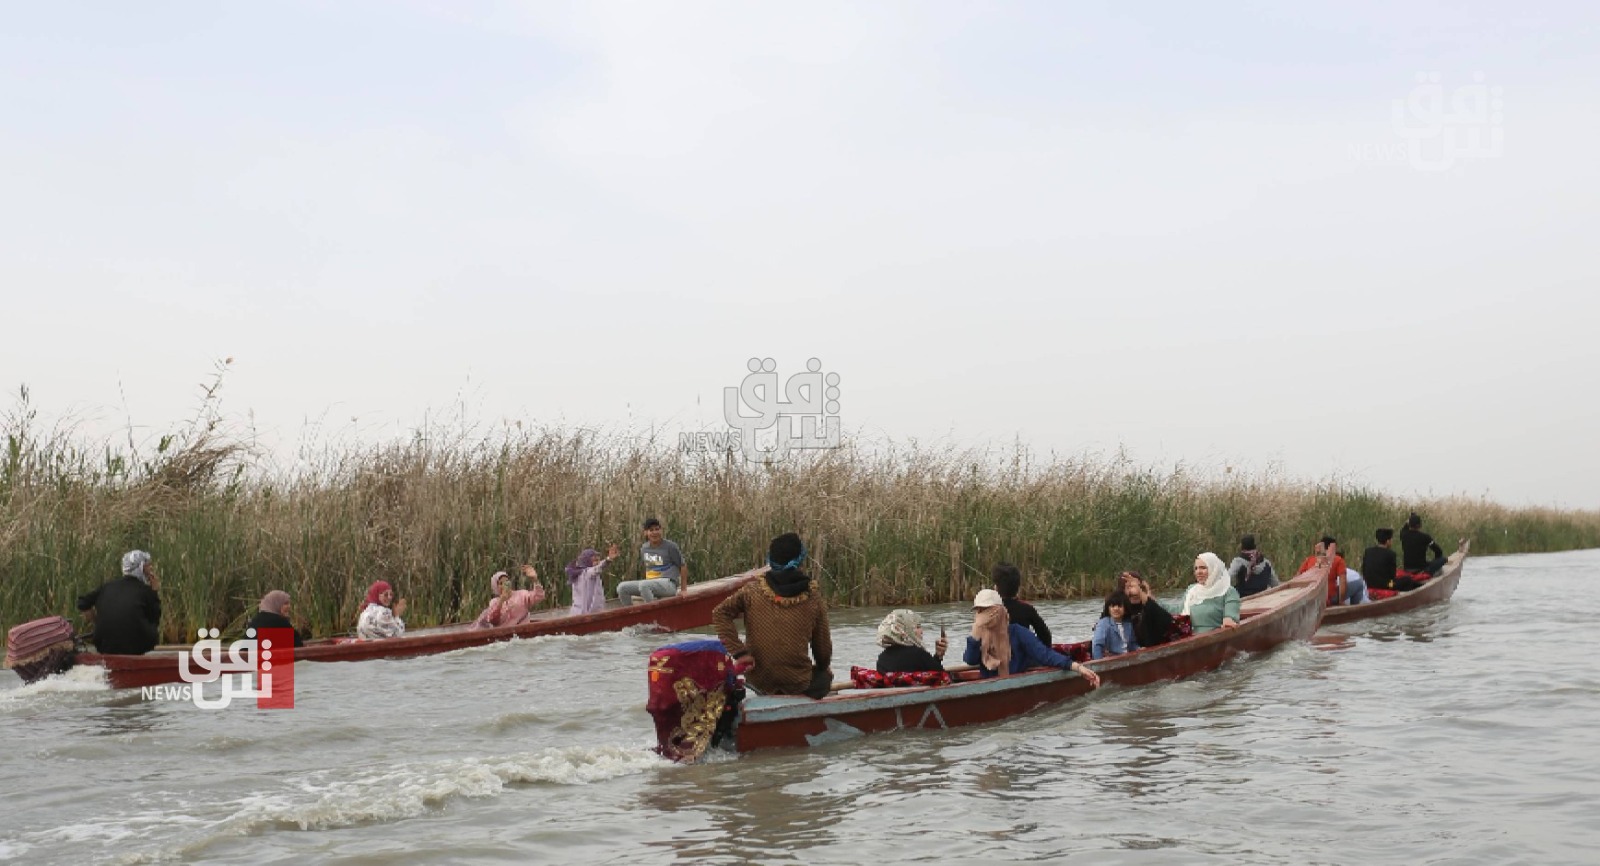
<box><xmin>473</xmin><ymin>565</ymin><xmax>547</xmax><ymax>629</ymax></box>
<box><xmin>566</xmin><ymin>543</ymin><xmax>620</xmax><ymax>616</ymax></box>
<box><xmin>357</xmin><ymin>581</ymin><xmax>407</xmax><ymax>639</ymax></box>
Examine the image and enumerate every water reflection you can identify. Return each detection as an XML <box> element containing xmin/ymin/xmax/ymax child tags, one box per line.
<box><xmin>636</xmin><ymin>755</ymin><xmax>850</xmax><ymax>864</ymax></box>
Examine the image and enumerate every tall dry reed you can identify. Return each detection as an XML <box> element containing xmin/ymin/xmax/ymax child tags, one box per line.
<box><xmin>3</xmin><ymin>380</ymin><xmax>1597</xmax><ymax>642</ymax></box>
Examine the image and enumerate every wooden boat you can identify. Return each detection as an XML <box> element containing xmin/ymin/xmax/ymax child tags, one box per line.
<box><xmin>730</xmin><ymin>564</ymin><xmax>1328</xmax><ymax>752</ymax></box>
<box><xmin>73</xmin><ymin>569</ymin><xmax>762</xmax><ymax>690</ymax></box>
<box><xmin>1319</xmin><ymin>539</ymin><xmax>1468</xmax><ymax>626</ymax></box>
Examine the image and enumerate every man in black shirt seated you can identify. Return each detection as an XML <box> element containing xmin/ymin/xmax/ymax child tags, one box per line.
<box><xmin>1399</xmin><ymin>512</ymin><xmax>1447</xmax><ymax>578</ymax></box>
<box><xmin>992</xmin><ymin>562</ymin><xmax>1051</xmax><ymax>646</ymax></box>
<box><xmin>1362</xmin><ymin>528</ymin><xmax>1399</xmax><ymax>591</ymax></box>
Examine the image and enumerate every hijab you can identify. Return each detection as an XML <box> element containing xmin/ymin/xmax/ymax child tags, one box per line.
<box><xmin>121</xmin><ymin>550</ymin><xmax>152</xmax><ymax>585</ymax></box>
<box><xmin>259</xmin><ymin>590</ymin><xmax>291</xmax><ymax>615</ymax></box>
<box><xmin>877</xmin><ymin>609</ymin><xmax>925</xmax><ymax>649</ymax></box>
<box><xmin>1182</xmin><ymin>552</ymin><xmax>1233</xmax><ymax>615</ymax></box>
<box><xmin>566</xmin><ymin>549</ymin><xmax>599</xmax><ymax>584</ymax></box>
<box><xmin>970</xmin><ymin>590</ymin><xmax>1012</xmax><ymax>675</ymax></box>
<box><xmin>362</xmin><ymin>580</ymin><xmax>393</xmax><ymax>612</ymax></box>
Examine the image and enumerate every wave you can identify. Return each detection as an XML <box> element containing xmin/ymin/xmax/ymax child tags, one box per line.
<box><xmin>0</xmin><ymin>665</ymin><xmax>110</xmax><ymax>704</ymax></box>
<box><xmin>221</xmin><ymin>744</ymin><xmax>665</xmax><ymax>832</ymax></box>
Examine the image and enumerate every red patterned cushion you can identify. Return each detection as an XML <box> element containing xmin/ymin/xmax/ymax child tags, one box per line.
<box><xmin>1167</xmin><ymin>615</ymin><xmax>1194</xmax><ymax>642</ymax></box>
<box><xmin>1367</xmin><ymin>589</ymin><xmax>1399</xmax><ymax>601</ymax></box>
<box><xmin>849</xmin><ymin>665</ymin><xmax>952</xmax><ymax>688</ymax></box>
<box><xmin>1397</xmin><ymin>569</ymin><xmax>1431</xmax><ymax>582</ymax></box>
<box><xmin>1049</xmin><ymin>641</ymin><xmax>1092</xmax><ymax>663</ymax></box>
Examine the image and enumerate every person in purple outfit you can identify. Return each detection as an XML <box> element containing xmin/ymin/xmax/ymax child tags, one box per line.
<box><xmin>566</xmin><ymin>543</ymin><xmax>620</xmax><ymax>616</ymax></box>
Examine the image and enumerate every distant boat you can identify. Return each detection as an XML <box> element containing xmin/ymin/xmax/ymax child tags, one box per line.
<box><xmin>1319</xmin><ymin>539</ymin><xmax>1468</xmax><ymax>626</ymax></box>
<box><xmin>70</xmin><ymin>568</ymin><xmax>763</xmax><ymax>690</ymax></box>
<box><xmin>726</xmin><ymin>564</ymin><xmax>1328</xmax><ymax>753</ymax></box>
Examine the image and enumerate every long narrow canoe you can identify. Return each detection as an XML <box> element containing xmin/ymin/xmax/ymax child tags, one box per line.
<box><xmin>731</xmin><ymin>564</ymin><xmax>1328</xmax><ymax>752</ymax></box>
<box><xmin>1320</xmin><ymin>539</ymin><xmax>1468</xmax><ymax>626</ymax></box>
<box><xmin>75</xmin><ymin>569</ymin><xmax>762</xmax><ymax>690</ymax></box>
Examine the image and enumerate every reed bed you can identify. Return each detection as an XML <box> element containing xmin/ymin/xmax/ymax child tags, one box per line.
<box><xmin>4</xmin><ymin>391</ymin><xmax>1598</xmax><ymax>642</ymax></box>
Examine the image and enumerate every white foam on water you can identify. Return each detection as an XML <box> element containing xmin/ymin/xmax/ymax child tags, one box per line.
<box><xmin>223</xmin><ymin>743</ymin><xmax>665</xmax><ymax>833</ymax></box>
<box><xmin>0</xmin><ymin>665</ymin><xmax>110</xmax><ymax>704</ymax></box>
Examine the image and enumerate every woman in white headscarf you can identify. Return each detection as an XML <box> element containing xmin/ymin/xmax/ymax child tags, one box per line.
<box><xmin>1183</xmin><ymin>552</ymin><xmax>1241</xmax><ymax>632</ymax></box>
<box><xmin>874</xmin><ymin>609</ymin><xmax>949</xmax><ymax>673</ymax></box>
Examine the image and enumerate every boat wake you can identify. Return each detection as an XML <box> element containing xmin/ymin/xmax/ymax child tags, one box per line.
<box><xmin>0</xmin><ymin>665</ymin><xmax>110</xmax><ymax>704</ymax></box>
<box><xmin>6</xmin><ymin>744</ymin><xmax>670</xmax><ymax>864</ymax></box>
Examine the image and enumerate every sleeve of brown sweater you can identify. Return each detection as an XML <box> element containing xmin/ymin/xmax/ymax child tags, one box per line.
<box><xmin>811</xmin><ymin>596</ymin><xmax>832</xmax><ymax>670</ymax></box>
<box><xmin>713</xmin><ymin>588</ymin><xmax>749</xmax><ymax>659</ymax></box>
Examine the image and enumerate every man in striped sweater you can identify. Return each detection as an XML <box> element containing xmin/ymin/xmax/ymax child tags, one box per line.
<box><xmin>713</xmin><ymin>533</ymin><xmax>833</xmax><ymax>699</ymax></box>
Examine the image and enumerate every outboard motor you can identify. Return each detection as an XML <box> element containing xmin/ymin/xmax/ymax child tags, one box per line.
<box><xmin>646</xmin><ymin>639</ymin><xmax>743</xmax><ymax>762</ymax></box>
<box><xmin>6</xmin><ymin>616</ymin><xmax>78</xmax><ymax>684</ymax></box>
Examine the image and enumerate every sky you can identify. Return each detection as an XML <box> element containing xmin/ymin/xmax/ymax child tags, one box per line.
<box><xmin>2</xmin><ymin>1</ymin><xmax>1597</xmax><ymax>507</ymax></box>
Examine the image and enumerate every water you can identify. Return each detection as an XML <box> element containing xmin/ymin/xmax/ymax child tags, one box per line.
<box><xmin>3</xmin><ymin>549</ymin><xmax>1597</xmax><ymax>865</ymax></box>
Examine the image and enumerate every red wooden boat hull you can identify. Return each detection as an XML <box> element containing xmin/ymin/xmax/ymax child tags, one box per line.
<box><xmin>733</xmin><ymin>566</ymin><xmax>1328</xmax><ymax>752</ymax></box>
<box><xmin>1319</xmin><ymin>540</ymin><xmax>1468</xmax><ymax>626</ymax></box>
<box><xmin>73</xmin><ymin>570</ymin><xmax>761</xmax><ymax>690</ymax></box>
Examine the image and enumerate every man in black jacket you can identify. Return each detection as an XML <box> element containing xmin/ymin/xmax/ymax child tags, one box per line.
<box><xmin>1362</xmin><ymin>528</ymin><xmax>1400</xmax><ymax>591</ymax></box>
<box><xmin>77</xmin><ymin>550</ymin><xmax>162</xmax><ymax>655</ymax></box>
<box><xmin>1400</xmin><ymin>512</ymin><xmax>1447</xmax><ymax>576</ymax></box>
<box><xmin>992</xmin><ymin>562</ymin><xmax>1051</xmax><ymax>646</ymax></box>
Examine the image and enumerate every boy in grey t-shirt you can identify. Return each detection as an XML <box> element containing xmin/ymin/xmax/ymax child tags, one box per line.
<box><xmin>617</xmin><ymin>517</ymin><xmax>688</xmax><ymax>605</ymax></box>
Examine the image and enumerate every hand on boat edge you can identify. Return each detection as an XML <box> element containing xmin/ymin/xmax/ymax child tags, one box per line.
<box><xmin>1072</xmin><ymin>663</ymin><xmax>1101</xmax><ymax>689</ymax></box>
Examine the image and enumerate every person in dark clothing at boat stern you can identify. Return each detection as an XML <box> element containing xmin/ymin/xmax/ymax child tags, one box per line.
<box><xmin>1119</xmin><ymin>571</ymin><xmax>1176</xmax><ymax>648</ymax></box>
<box><xmin>76</xmin><ymin>550</ymin><xmax>162</xmax><ymax>655</ymax></box>
<box><xmin>992</xmin><ymin>562</ymin><xmax>1051</xmax><ymax>645</ymax></box>
<box><xmin>244</xmin><ymin>590</ymin><xmax>306</xmax><ymax>647</ymax></box>
<box><xmin>1400</xmin><ymin>512</ymin><xmax>1447</xmax><ymax>576</ymax></box>
<box><xmin>1361</xmin><ymin>528</ymin><xmax>1400</xmax><ymax>592</ymax></box>
<box><xmin>713</xmin><ymin>533</ymin><xmax>833</xmax><ymax>699</ymax></box>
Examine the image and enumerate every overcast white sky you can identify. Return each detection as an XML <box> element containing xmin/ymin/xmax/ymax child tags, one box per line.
<box><xmin>3</xmin><ymin>2</ymin><xmax>1597</xmax><ymax>507</ymax></box>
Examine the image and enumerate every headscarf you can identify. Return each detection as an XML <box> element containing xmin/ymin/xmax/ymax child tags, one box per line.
<box><xmin>877</xmin><ymin>609</ymin><xmax>925</xmax><ymax>649</ymax></box>
<box><xmin>971</xmin><ymin>590</ymin><xmax>1012</xmax><ymax>675</ymax></box>
<box><xmin>121</xmin><ymin>550</ymin><xmax>152</xmax><ymax>585</ymax></box>
<box><xmin>566</xmin><ymin>549</ymin><xmax>599</xmax><ymax>584</ymax></box>
<box><xmin>1182</xmin><ymin>552</ymin><xmax>1233</xmax><ymax>615</ymax></box>
<box><xmin>259</xmin><ymin>590</ymin><xmax>291</xmax><ymax>615</ymax></box>
<box><xmin>362</xmin><ymin>580</ymin><xmax>393</xmax><ymax>612</ymax></box>
<box><xmin>489</xmin><ymin>571</ymin><xmax>510</xmax><ymax>597</ymax></box>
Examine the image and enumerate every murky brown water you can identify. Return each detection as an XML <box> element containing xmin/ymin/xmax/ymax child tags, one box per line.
<box><xmin>3</xmin><ymin>549</ymin><xmax>1596</xmax><ymax>865</ymax></box>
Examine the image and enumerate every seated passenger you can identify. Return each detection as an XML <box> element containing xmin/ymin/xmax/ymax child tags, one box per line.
<box><xmin>712</xmin><ymin>532</ymin><xmax>833</xmax><ymax>698</ymax></box>
<box><xmin>1343</xmin><ymin>565</ymin><xmax>1369</xmax><ymax>605</ymax></box>
<box><xmin>473</xmin><ymin>566</ymin><xmax>547</xmax><ymax>629</ymax></box>
<box><xmin>875</xmin><ymin>609</ymin><xmax>949</xmax><ymax>673</ymax></box>
<box><xmin>1400</xmin><ymin>512</ymin><xmax>1448</xmax><ymax>577</ymax></box>
<box><xmin>244</xmin><ymin>590</ymin><xmax>305</xmax><ymax>647</ymax></box>
<box><xmin>356</xmin><ymin>580</ymin><xmax>407</xmax><ymax>640</ymax></box>
<box><xmin>1228</xmin><ymin>535</ymin><xmax>1279</xmax><ymax>598</ymax></box>
<box><xmin>963</xmin><ymin>589</ymin><xmax>1101</xmax><ymax>687</ymax></box>
<box><xmin>1182</xmin><ymin>553</ymin><xmax>1241</xmax><ymax>632</ymax></box>
<box><xmin>1091</xmin><ymin>589</ymin><xmax>1140</xmax><ymax>659</ymax></box>
<box><xmin>992</xmin><ymin>562</ymin><xmax>1051</xmax><ymax>645</ymax></box>
<box><xmin>1120</xmin><ymin>571</ymin><xmax>1176</xmax><ymax>648</ymax></box>
<box><xmin>75</xmin><ymin>550</ymin><xmax>163</xmax><ymax>655</ymax></box>
<box><xmin>1362</xmin><ymin>528</ymin><xmax>1400</xmax><ymax>591</ymax></box>
<box><xmin>566</xmin><ymin>543</ymin><xmax>619</xmax><ymax>616</ymax></box>
<box><xmin>1297</xmin><ymin>536</ymin><xmax>1348</xmax><ymax>606</ymax></box>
